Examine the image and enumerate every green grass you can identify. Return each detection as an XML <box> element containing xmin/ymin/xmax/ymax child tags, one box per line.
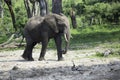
<box><xmin>91</xmin><ymin>51</ymin><xmax>120</xmax><ymax>58</ymax></box>
<box><xmin>70</xmin><ymin>24</ymin><xmax>120</xmax><ymax>49</ymax></box>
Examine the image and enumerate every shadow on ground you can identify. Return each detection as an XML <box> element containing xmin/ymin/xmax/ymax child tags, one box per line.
<box><xmin>0</xmin><ymin>61</ymin><xmax>120</xmax><ymax>80</ymax></box>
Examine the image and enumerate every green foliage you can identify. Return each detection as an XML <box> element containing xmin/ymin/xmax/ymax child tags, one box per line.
<box><xmin>75</xmin><ymin>3</ymin><xmax>85</xmax><ymax>15</ymax></box>
<box><xmin>70</xmin><ymin>23</ymin><xmax>120</xmax><ymax>49</ymax></box>
<box><xmin>94</xmin><ymin>52</ymin><xmax>104</xmax><ymax>57</ymax></box>
<box><xmin>0</xmin><ymin>0</ymin><xmax>120</xmax><ymax>52</ymax></box>
<box><xmin>69</xmin><ymin>0</ymin><xmax>120</xmax><ymax>25</ymax></box>
<box><xmin>0</xmin><ymin>36</ymin><xmax>7</xmax><ymax>44</ymax></box>
<box><xmin>14</xmin><ymin>0</ymin><xmax>28</xmax><ymax>31</ymax></box>
<box><xmin>0</xmin><ymin>0</ymin><xmax>27</xmax><ymax>43</ymax></box>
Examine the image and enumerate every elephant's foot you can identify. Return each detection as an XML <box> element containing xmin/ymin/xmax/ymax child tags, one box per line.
<box><xmin>62</xmin><ymin>50</ymin><xmax>67</xmax><ymax>54</ymax></box>
<box><xmin>21</xmin><ymin>55</ymin><xmax>34</xmax><ymax>61</ymax></box>
<box><xmin>21</xmin><ymin>55</ymin><xmax>28</xmax><ymax>60</ymax></box>
<box><xmin>28</xmin><ymin>57</ymin><xmax>34</xmax><ymax>61</ymax></box>
<box><xmin>38</xmin><ymin>57</ymin><xmax>45</xmax><ymax>61</ymax></box>
<box><xmin>58</xmin><ymin>57</ymin><xmax>64</xmax><ymax>61</ymax></box>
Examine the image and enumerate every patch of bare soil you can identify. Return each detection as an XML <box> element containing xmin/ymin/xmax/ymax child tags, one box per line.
<box><xmin>0</xmin><ymin>49</ymin><xmax>120</xmax><ymax>80</ymax></box>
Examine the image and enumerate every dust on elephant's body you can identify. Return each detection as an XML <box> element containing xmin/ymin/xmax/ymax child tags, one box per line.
<box><xmin>22</xmin><ymin>13</ymin><xmax>70</xmax><ymax>61</ymax></box>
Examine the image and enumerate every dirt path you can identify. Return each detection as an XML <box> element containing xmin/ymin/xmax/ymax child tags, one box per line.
<box><xmin>0</xmin><ymin>49</ymin><xmax>120</xmax><ymax>80</ymax></box>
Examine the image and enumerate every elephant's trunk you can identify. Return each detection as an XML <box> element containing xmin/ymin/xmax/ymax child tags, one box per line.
<box><xmin>60</xmin><ymin>14</ymin><xmax>71</xmax><ymax>54</ymax></box>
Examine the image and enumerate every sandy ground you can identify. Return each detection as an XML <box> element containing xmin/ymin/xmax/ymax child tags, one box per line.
<box><xmin>0</xmin><ymin>48</ymin><xmax>120</xmax><ymax>80</ymax></box>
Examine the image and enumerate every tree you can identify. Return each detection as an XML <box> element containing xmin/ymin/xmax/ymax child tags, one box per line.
<box><xmin>24</xmin><ymin>0</ymin><xmax>33</xmax><ymax>18</ymax></box>
<box><xmin>24</xmin><ymin>0</ymin><xmax>48</xmax><ymax>18</ymax></box>
<box><xmin>52</xmin><ymin>0</ymin><xmax>62</xmax><ymax>14</ymax></box>
<box><xmin>70</xmin><ymin>8</ymin><xmax>77</xmax><ymax>28</ymax></box>
<box><xmin>38</xmin><ymin>0</ymin><xmax>48</xmax><ymax>16</ymax></box>
<box><xmin>4</xmin><ymin>0</ymin><xmax>17</xmax><ymax>30</ymax></box>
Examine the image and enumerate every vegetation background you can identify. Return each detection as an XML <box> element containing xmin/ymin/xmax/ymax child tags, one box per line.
<box><xmin>1</xmin><ymin>1</ymin><xmax>120</xmax><ymax>80</ymax></box>
<box><xmin>0</xmin><ymin>0</ymin><xmax>120</xmax><ymax>52</ymax></box>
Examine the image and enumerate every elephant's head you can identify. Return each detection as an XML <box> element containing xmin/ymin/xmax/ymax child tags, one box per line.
<box><xmin>44</xmin><ymin>13</ymin><xmax>71</xmax><ymax>54</ymax></box>
<box><xmin>58</xmin><ymin>13</ymin><xmax>71</xmax><ymax>42</ymax></box>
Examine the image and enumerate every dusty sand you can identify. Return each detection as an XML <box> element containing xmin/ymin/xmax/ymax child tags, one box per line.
<box><xmin>0</xmin><ymin>49</ymin><xmax>120</xmax><ymax>80</ymax></box>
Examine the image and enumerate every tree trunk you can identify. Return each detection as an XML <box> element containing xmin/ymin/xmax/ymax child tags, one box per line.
<box><xmin>52</xmin><ymin>0</ymin><xmax>62</xmax><ymax>14</ymax></box>
<box><xmin>70</xmin><ymin>8</ymin><xmax>77</xmax><ymax>28</ymax></box>
<box><xmin>38</xmin><ymin>0</ymin><xmax>48</xmax><ymax>16</ymax></box>
<box><xmin>30</xmin><ymin>0</ymin><xmax>40</xmax><ymax>16</ymax></box>
<box><xmin>34</xmin><ymin>2</ymin><xmax>40</xmax><ymax>16</ymax></box>
<box><xmin>4</xmin><ymin>0</ymin><xmax>17</xmax><ymax>31</ymax></box>
<box><xmin>24</xmin><ymin>0</ymin><xmax>48</xmax><ymax>17</ymax></box>
<box><xmin>24</xmin><ymin>0</ymin><xmax>32</xmax><ymax>18</ymax></box>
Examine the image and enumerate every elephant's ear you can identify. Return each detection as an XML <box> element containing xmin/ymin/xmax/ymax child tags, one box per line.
<box><xmin>54</xmin><ymin>14</ymin><xmax>66</xmax><ymax>26</ymax></box>
<box><xmin>44</xmin><ymin>14</ymin><xmax>59</xmax><ymax>33</ymax></box>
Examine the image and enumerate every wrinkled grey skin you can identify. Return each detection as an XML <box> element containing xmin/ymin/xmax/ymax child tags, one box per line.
<box><xmin>22</xmin><ymin>13</ymin><xmax>70</xmax><ymax>61</ymax></box>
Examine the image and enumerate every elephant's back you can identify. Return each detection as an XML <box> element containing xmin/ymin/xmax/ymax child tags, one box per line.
<box><xmin>25</xmin><ymin>16</ymin><xmax>44</xmax><ymax>30</ymax></box>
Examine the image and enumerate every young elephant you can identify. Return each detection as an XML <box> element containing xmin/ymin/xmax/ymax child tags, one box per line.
<box><xmin>22</xmin><ymin>13</ymin><xmax>70</xmax><ymax>61</ymax></box>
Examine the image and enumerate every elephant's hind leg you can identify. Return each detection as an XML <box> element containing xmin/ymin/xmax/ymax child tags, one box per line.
<box><xmin>22</xmin><ymin>42</ymin><xmax>36</xmax><ymax>61</ymax></box>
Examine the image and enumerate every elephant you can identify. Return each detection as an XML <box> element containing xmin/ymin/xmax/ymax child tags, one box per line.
<box><xmin>22</xmin><ymin>13</ymin><xmax>70</xmax><ymax>61</ymax></box>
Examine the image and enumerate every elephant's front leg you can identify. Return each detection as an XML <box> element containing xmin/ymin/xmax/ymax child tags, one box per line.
<box><xmin>38</xmin><ymin>37</ymin><xmax>49</xmax><ymax>61</ymax></box>
<box><xmin>54</xmin><ymin>34</ymin><xmax>64</xmax><ymax>61</ymax></box>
